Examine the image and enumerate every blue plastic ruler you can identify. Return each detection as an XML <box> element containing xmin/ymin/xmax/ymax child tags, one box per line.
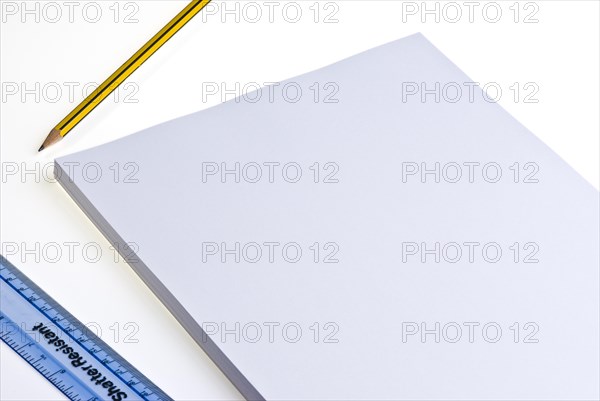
<box><xmin>0</xmin><ymin>255</ymin><xmax>173</xmax><ymax>401</ymax></box>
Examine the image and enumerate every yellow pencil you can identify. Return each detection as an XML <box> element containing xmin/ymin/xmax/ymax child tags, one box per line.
<box><xmin>39</xmin><ymin>0</ymin><xmax>212</xmax><ymax>151</ymax></box>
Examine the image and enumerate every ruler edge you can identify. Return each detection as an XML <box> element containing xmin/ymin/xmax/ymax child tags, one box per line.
<box><xmin>0</xmin><ymin>254</ymin><xmax>173</xmax><ymax>401</ymax></box>
<box><xmin>54</xmin><ymin>161</ymin><xmax>265</xmax><ymax>401</ymax></box>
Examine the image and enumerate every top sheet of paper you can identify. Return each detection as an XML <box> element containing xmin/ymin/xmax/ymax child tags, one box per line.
<box><xmin>56</xmin><ymin>33</ymin><xmax>599</xmax><ymax>400</ymax></box>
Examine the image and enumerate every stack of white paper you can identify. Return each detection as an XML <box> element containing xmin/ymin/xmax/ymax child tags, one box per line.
<box><xmin>56</xmin><ymin>33</ymin><xmax>599</xmax><ymax>400</ymax></box>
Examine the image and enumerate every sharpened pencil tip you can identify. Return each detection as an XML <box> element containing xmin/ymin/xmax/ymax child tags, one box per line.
<box><xmin>38</xmin><ymin>128</ymin><xmax>62</xmax><ymax>152</ymax></box>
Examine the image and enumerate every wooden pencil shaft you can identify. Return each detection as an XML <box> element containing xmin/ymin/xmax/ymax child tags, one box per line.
<box><xmin>55</xmin><ymin>0</ymin><xmax>211</xmax><ymax>137</ymax></box>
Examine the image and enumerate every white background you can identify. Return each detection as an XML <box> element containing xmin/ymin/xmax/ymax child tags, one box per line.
<box><xmin>0</xmin><ymin>1</ymin><xmax>598</xmax><ymax>400</ymax></box>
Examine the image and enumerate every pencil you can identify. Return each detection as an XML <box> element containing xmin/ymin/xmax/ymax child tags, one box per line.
<box><xmin>39</xmin><ymin>0</ymin><xmax>212</xmax><ymax>152</ymax></box>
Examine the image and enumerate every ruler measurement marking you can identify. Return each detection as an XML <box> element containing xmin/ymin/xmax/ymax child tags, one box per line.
<box><xmin>1</xmin><ymin>332</ymin><xmax>90</xmax><ymax>401</ymax></box>
<box><xmin>48</xmin><ymin>369</ymin><xmax>62</xmax><ymax>379</ymax></box>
